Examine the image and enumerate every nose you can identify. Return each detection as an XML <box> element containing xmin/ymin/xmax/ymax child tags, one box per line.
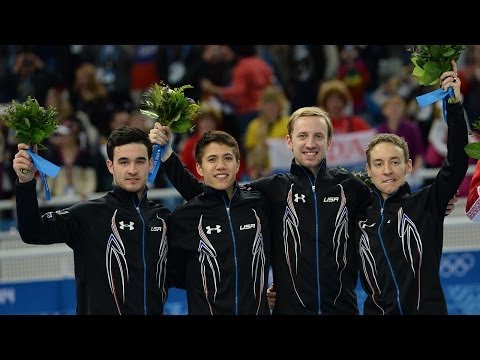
<box><xmin>305</xmin><ymin>135</ymin><xmax>316</xmax><ymax>148</ymax></box>
<box><xmin>127</xmin><ymin>163</ymin><xmax>138</xmax><ymax>174</ymax></box>
<box><xmin>383</xmin><ymin>163</ymin><xmax>392</xmax><ymax>174</ymax></box>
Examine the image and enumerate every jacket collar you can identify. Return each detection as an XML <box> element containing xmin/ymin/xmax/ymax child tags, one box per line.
<box><xmin>110</xmin><ymin>185</ymin><xmax>148</xmax><ymax>207</ymax></box>
<box><xmin>371</xmin><ymin>182</ymin><xmax>411</xmax><ymax>203</ymax></box>
<box><xmin>203</xmin><ymin>181</ymin><xmax>240</xmax><ymax>200</ymax></box>
<box><xmin>289</xmin><ymin>158</ymin><xmax>327</xmax><ymax>178</ymax></box>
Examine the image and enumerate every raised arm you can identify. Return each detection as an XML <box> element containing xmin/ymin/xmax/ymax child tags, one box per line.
<box><xmin>149</xmin><ymin>123</ymin><xmax>204</xmax><ymax>201</ymax></box>
<box><xmin>433</xmin><ymin>61</ymin><xmax>469</xmax><ymax>209</ymax></box>
<box><xmin>13</xmin><ymin>143</ymin><xmax>74</xmax><ymax>245</ymax></box>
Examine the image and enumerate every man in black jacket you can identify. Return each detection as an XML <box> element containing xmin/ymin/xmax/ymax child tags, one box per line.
<box><xmin>356</xmin><ymin>63</ymin><xmax>468</xmax><ymax>314</ymax></box>
<box><xmin>13</xmin><ymin>126</ymin><xmax>171</xmax><ymax>315</ymax></box>
<box><xmin>166</xmin><ymin>130</ymin><xmax>271</xmax><ymax>315</ymax></box>
<box><xmin>153</xmin><ymin>107</ymin><xmax>371</xmax><ymax>315</ymax></box>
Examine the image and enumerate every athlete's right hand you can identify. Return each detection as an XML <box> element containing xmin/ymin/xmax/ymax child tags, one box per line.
<box><xmin>149</xmin><ymin>123</ymin><xmax>173</xmax><ymax>161</ymax></box>
<box><xmin>13</xmin><ymin>143</ymin><xmax>37</xmax><ymax>183</ymax></box>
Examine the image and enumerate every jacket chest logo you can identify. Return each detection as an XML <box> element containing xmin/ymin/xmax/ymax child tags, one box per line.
<box><xmin>240</xmin><ymin>223</ymin><xmax>255</xmax><ymax>230</ymax></box>
<box><xmin>294</xmin><ymin>193</ymin><xmax>306</xmax><ymax>203</ymax></box>
<box><xmin>119</xmin><ymin>221</ymin><xmax>135</xmax><ymax>230</ymax></box>
<box><xmin>206</xmin><ymin>225</ymin><xmax>222</xmax><ymax>234</ymax></box>
<box><xmin>323</xmin><ymin>197</ymin><xmax>339</xmax><ymax>202</ymax></box>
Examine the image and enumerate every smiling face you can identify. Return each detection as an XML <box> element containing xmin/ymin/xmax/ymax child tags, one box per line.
<box><xmin>107</xmin><ymin>143</ymin><xmax>152</xmax><ymax>198</ymax></box>
<box><xmin>286</xmin><ymin>115</ymin><xmax>332</xmax><ymax>174</ymax></box>
<box><xmin>196</xmin><ymin>142</ymin><xmax>240</xmax><ymax>198</ymax></box>
<box><xmin>367</xmin><ymin>141</ymin><xmax>412</xmax><ymax>200</ymax></box>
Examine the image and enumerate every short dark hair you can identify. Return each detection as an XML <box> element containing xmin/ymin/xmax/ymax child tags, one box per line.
<box><xmin>195</xmin><ymin>130</ymin><xmax>240</xmax><ymax>164</ymax></box>
<box><xmin>366</xmin><ymin>133</ymin><xmax>410</xmax><ymax>166</ymax></box>
<box><xmin>106</xmin><ymin>126</ymin><xmax>152</xmax><ymax>161</ymax></box>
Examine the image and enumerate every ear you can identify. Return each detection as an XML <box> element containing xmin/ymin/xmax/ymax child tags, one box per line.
<box><xmin>366</xmin><ymin>163</ymin><xmax>372</xmax><ymax>178</ymax></box>
<box><xmin>106</xmin><ymin>159</ymin><xmax>114</xmax><ymax>175</ymax></box>
<box><xmin>234</xmin><ymin>159</ymin><xmax>240</xmax><ymax>175</ymax></box>
<box><xmin>286</xmin><ymin>134</ymin><xmax>293</xmax><ymax>151</ymax></box>
<box><xmin>405</xmin><ymin>159</ymin><xmax>413</xmax><ymax>174</ymax></box>
<box><xmin>326</xmin><ymin>137</ymin><xmax>332</xmax><ymax>151</ymax></box>
<box><xmin>196</xmin><ymin>162</ymin><xmax>204</xmax><ymax>178</ymax></box>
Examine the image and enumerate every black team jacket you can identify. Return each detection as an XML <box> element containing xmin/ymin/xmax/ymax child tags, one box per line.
<box><xmin>168</xmin><ymin>182</ymin><xmax>271</xmax><ymax>315</ymax></box>
<box><xmin>163</xmin><ymin>153</ymin><xmax>370</xmax><ymax>314</ymax></box>
<box><xmin>356</xmin><ymin>102</ymin><xmax>468</xmax><ymax>315</ymax></box>
<box><xmin>15</xmin><ymin>182</ymin><xmax>170</xmax><ymax>315</ymax></box>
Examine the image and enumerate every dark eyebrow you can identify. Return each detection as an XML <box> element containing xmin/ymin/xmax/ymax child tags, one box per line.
<box><xmin>118</xmin><ymin>156</ymin><xmax>148</xmax><ymax>161</ymax></box>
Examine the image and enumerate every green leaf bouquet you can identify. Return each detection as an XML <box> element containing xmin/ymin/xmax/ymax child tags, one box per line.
<box><xmin>139</xmin><ymin>81</ymin><xmax>200</xmax><ymax>183</ymax></box>
<box><xmin>465</xmin><ymin>119</ymin><xmax>480</xmax><ymax>160</ymax></box>
<box><xmin>410</xmin><ymin>45</ymin><xmax>465</xmax><ymax>86</ymax></box>
<box><xmin>140</xmin><ymin>81</ymin><xmax>200</xmax><ymax>133</ymax></box>
<box><xmin>3</xmin><ymin>96</ymin><xmax>58</xmax><ymax>150</ymax></box>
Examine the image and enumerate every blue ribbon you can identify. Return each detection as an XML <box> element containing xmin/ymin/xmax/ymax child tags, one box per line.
<box><xmin>26</xmin><ymin>149</ymin><xmax>60</xmax><ymax>201</ymax></box>
<box><xmin>416</xmin><ymin>87</ymin><xmax>454</xmax><ymax>122</ymax></box>
<box><xmin>148</xmin><ymin>143</ymin><xmax>166</xmax><ymax>183</ymax></box>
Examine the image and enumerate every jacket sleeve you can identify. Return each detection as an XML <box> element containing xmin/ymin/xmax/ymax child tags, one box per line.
<box><xmin>466</xmin><ymin>160</ymin><xmax>480</xmax><ymax>222</ymax></box>
<box><xmin>161</xmin><ymin>151</ymin><xmax>205</xmax><ymax>201</ymax></box>
<box><xmin>432</xmin><ymin>102</ymin><xmax>469</xmax><ymax>210</ymax></box>
<box><xmin>14</xmin><ymin>178</ymin><xmax>77</xmax><ymax>247</ymax></box>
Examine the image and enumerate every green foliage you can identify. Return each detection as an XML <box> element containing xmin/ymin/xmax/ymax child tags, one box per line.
<box><xmin>139</xmin><ymin>81</ymin><xmax>200</xmax><ymax>133</ymax></box>
<box><xmin>465</xmin><ymin>119</ymin><xmax>480</xmax><ymax>159</ymax></box>
<box><xmin>465</xmin><ymin>143</ymin><xmax>480</xmax><ymax>159</ymax></box>
<box><xmin>335</xmin><ymin>166</ymin><xmax>373</xmax><ymax>187</ymax></box>
<box><xmin>410</xmin><ymin>45</ymin><xmax>465</xmax><ymax>86</ymax></box>
<box><xmin>472</xmin><ymin>119</ymin><xmax>480</xmax><ymax>132</ymax></box>
<box><xmin>2</xmin><ymin>96</ymin><xmax>58</xmax><ymax>150</ymax></box>
<box><xmin>351</xmin><ymin>170</ymin><xmax>373</xmax><ymax>187</ymax></box>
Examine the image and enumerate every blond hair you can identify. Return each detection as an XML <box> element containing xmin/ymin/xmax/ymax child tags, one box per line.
<box><xmin>287</xmin><ymin>106</ymin><xmax>333</xmax><ymax>141</ymax></box>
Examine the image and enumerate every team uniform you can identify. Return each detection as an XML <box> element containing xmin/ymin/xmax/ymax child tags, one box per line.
<box><xmin>356</xmin><ymin>103</ymin><xmax>469</xmax><ymax>315</ymax></box>
<box><xmin>168</xmin><ymin>183</ymin><xmax>271</xmax><ymax>315</ymax></box>
<box><xmin>163</xmin><ymin>154</ymin><xmax>370</xmax><ymax>314</ymax></box>
<box><xmin>15</xmin><ymin>180</ymin><xmax>170</xmax><ymax>315</ymax></box>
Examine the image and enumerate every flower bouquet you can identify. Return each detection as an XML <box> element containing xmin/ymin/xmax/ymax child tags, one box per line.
<box><xmin>410</xmin><ymin>45</ymin><xmax>465</xmax><ymax>122</ymax></box>
<box><xmin>2</xmin><ymin>96</ymin><xmax>61</xmax><ymax>199</ymax></box>
<box><xmin>140</xmin><ymin>81</ymin><xmax>200</xmax><ymax>182</ymax></box>
<box><xmin>411</xmin><ymin>45</ymin><xmax>464</xmax><ymax>86</ymax></box>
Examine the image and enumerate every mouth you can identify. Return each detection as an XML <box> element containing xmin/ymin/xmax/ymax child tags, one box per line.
<box><xmin>214</xmin><ymin>174</ymin><xmax>229</xmax><ymax>179</ymax></box>
<box><xmin>303</xmin><ymin>150</ymin><xmax>318</xmax><ymax>158</ymax></box>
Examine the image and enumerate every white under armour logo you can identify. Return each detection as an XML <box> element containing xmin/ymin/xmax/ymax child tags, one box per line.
<box><xmin>119</xmin><ymin>221</ymin><xmax>134</xmax><ymax>230</ymax></box>
<box><xmin>294</xmin><ymin>193</ymin><xmax>306</xmax><ymax>203</ymax></box>
<box><xmin>206</xmin><ymin>225</ymin><xmax>222</xmax><ymax>234</ymax></box>
<box><xmin>387</xmin><ymin>220</ymin><xmax>391</xmax><ymax>224</ymax></box>
<box><xmin>361</xmin><ymin>222</ymin><xmax>376</xmax><ymax>229</ymax></box>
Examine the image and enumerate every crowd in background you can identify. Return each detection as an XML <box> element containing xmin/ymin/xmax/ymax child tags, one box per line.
<box><xmin>1</xmin><ymin>44</ymin><xmax>479</xmax><ymax>222</ymax></box>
